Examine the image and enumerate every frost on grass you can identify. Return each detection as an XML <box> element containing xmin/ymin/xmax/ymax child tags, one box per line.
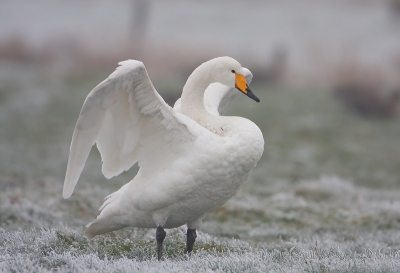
<box><xmin>203</xmin><ymin>176</ymin><xmax>400</xmax><ymax>242</ymax></box>
<box><xmin>1</xmin><ymin>228</ymin><xmax>400</xmax><ymax>272</ymax></box>
<box><xmin>2</xmin><ymin>176</ymin><xmax>400</xmax><ymax>272</ymax></box>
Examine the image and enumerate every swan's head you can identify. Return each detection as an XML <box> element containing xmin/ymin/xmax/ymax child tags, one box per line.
<box><xmin>210</xmin><ymin>57</ymin><xmax>260</xmax><ymax>102</ymax></box>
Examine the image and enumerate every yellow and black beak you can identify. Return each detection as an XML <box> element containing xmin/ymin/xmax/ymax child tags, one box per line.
<box><xmin>235</xmin><ymin>73</ymin><xmax>260</xmax><ymax>102</ymax></box>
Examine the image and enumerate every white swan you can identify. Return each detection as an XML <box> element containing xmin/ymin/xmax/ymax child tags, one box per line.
<box><xmin>63</xmin><ymin>56</ymin><xmax>264</xmax><ymax>260</ymax></box>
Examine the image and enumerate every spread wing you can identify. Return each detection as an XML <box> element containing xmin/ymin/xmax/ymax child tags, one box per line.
<box><xmin>173</xmin><ymin>67</ymin><xmax>253</xmax><ymax>115</ymax></box>
<box><xmin>63</xmin><ymin>60</ymin><xmax>201</xmax><ymax>198</ymax></box>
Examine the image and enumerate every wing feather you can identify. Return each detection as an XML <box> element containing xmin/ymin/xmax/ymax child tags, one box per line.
<box><xmin>63</xmin><ymin>60</ymin><xmax>198</xmax><ymax>198</ymax></box>
<box><xmin>63</xmin><ymin>120</ymin><xmax>105</xmax><ymax>197</ymax></box>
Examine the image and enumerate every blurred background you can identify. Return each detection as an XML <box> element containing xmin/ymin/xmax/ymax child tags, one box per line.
<box><xmin>1</xmin><ymin>0</ymin><xmax>400</xmax><ymax>230</ymax></box>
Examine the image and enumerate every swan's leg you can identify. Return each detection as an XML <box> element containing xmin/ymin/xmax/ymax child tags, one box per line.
<box><xmin>186</xmin><ymin>228</ymin><xmax>197</xmax><ymax>254</ymax></box>
<box><xmin>156</xmin><ymin>226</ymin><xmax>166</xmax><ymax>261</ymax></box>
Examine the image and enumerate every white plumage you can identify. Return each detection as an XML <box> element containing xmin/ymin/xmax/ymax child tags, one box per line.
<box><xmin>63</xmin><ymin>57</ymin><xmax>264</xmax><ymax>258</ymax></box>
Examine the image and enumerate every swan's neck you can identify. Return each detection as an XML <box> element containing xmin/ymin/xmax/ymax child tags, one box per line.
<box><xmin>181</xmin><ymin>65</ymin><xmax>224</xmax><ymax>133</ymax></box>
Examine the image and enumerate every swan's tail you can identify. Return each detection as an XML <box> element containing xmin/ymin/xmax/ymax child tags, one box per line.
<box><xmin>85</xmin><ymin>217</ymin><xmax>129</xmax><ymax>239</ymax></box>
<box><xmin>85</xmin><ymin>183</ymin><xmax>131</xmax><ymax>239</ymax></box>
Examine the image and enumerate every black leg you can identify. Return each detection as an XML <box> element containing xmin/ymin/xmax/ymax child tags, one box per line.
<box><xmin>156</xmin><ymin>226</ymin><xmax>166</xmax><ymax>261</ymax></box>
<box><xmin>186</xmin><ymin>228</ymin><xmax>197</xmax><ymax>254</ymax></box>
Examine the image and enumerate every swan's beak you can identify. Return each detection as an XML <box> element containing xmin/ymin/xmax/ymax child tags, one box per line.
<box><xmin>235</xmin><ymin>73</ymin><xmax>260</xmax><ymax>102</ymax></box>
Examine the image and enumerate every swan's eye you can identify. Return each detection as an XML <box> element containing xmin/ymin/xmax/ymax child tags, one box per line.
<box><xmin>231</xmin><ymin>70</ymin><xmax>235</xmax><ymax>73</ymax></box>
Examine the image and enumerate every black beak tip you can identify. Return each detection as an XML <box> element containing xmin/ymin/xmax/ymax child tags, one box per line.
<box><xmin>253</xmin><ymin>96</ymin><xmax>260</xmax><ymax>103</ymax></box>
<box><xmin>236</xmin><ymin>85</ymin><xmax>260</xmax><ymax>102</ymax></box>
<box><xmin>245</xmin><ymin>87</ymin><xmax>260</xmax><ymax>103</ymax></box>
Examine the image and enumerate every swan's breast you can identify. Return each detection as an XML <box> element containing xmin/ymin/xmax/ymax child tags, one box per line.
<box><xmin>196</xmin><ymin>116</ymin><xmax>263</xmax><ymax>179</ymax></box>
<box><xmin>165</xmin><ymin>118</ymin><xmax>264</xmax><ymax>222</ymax></box>
<box><xmin>222</xmin><ymin>117</ymin><xmax>264</xmax><ymax>166</ymax></box>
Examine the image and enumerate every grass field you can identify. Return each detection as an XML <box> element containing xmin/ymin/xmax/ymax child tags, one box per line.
<box><xmin>1</xmin><ymin>66</ymin><xmax>400</xmax><ymax>272</ymax></box>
